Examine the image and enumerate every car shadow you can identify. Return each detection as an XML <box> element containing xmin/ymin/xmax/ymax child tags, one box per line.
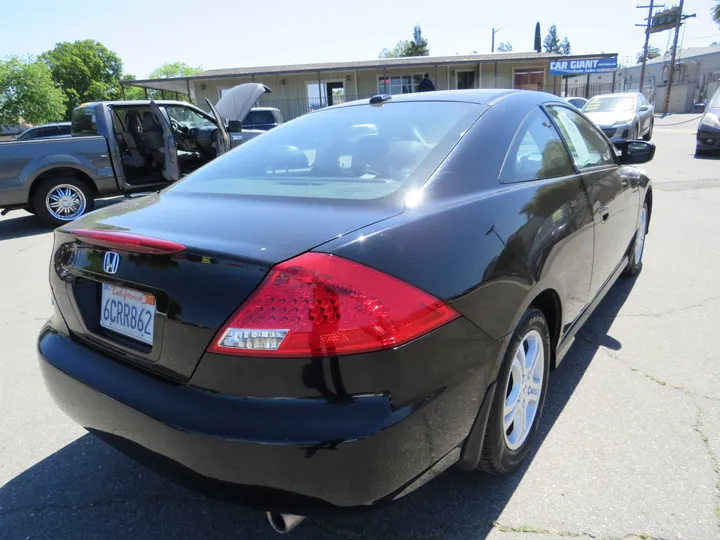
<box><xmin>0</xmin><ymin>212</ymin><xmax>53</xmax><ymax>240</ymax></box>
<box><xmin>1</xmin><ymin>278</ymin><xmax>638</xmax><ymax>540</ymax></box>
<box><xmin>0</xmin><ymin>199</ymin><xmax>125</xmax><ymax>241</ymax></box>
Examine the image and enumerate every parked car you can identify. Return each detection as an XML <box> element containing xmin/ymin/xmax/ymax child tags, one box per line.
<box><xmin>565</xmin><ymin>97</ymin><xmax>588</xmax><ymax>109</ymax></box>
<box><xmin>241</xmin><ymin>107</ymin><xmax>284</xmax><ymax>131</ymax></box>
<box><xmin>15</xmin><ymin>122</ymin><xmax>72</xmax><ymax>141</ymax></box>
<box><xmin>38</xmin><ymin>90</ymin><xmax>654</xmax><ymax>534</ymax></box>
<box><xmin>0</xmin><ymin>83</ymin><xmax>268</xmax><ymax>225</ymax></box>
<box><xmin>582</xmin><ymin>92</ymin><xmax>654</xmax><ymax>142</ymax></box>
<box><xmin>696</xmin><ymin>87</ymin><xmax>720</xmax><ymax>156</ymax></box>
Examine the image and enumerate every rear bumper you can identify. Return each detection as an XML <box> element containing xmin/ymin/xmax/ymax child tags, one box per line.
<box><xmin>38</xmin><ymin>321</ymin><xmax>497</xmax><ymax>513</ymax></box>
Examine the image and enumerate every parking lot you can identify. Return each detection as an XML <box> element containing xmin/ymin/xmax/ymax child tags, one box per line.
<box><xmin>1</xmin><ymin>115</ymin><xmax>719</xmax><ymax>540</ymax></box>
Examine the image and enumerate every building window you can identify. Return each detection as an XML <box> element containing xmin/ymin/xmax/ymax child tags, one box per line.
<box><xmin>377</xmin><ymin>75</ymin><xmax>422</xmax><ymax>95</ymax></box>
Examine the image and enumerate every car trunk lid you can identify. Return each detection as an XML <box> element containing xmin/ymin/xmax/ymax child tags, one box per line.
<box><xmin>50</xmin><ymin>192</ymin><xmax>402</xmax><ymax>381</ymax></box>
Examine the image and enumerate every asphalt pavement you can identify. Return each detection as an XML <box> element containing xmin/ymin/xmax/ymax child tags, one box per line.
<box><xmin>1</xmin><ymin>117</ymin><xmax>719</xmax><ymax>540</ymax></box>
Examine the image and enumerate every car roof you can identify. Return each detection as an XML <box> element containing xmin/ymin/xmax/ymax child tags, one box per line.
<box><xmin>28</xmin><ymin>122</ymin><xmax>72</xmax><ymax>129</ymax></box>
<box><xmin>331</xmin><ymin>89</ymin><xmax>560</xmax><ymax>110</ymax></box>
<box><xmin>79</xmin><ymin>100</ymin><xmax>199</xmax><ymax>108</ymax></box>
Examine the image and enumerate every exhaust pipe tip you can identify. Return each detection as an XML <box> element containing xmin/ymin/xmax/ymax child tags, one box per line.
<box><xmin>267</xmin><ymin>512</ymin><xmax>306</xmax><ymax>534</ymax></box>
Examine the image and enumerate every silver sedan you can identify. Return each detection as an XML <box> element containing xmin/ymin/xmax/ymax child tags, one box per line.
<box><xmin>582</xmin><ymin>92</ymin><xmax>654</xmax><ymax>142</ymax></box>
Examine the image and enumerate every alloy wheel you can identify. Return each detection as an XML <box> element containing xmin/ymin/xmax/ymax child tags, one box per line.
<box><xmin>634</xmin><ymin>205</ymin><xmax>647</xmax><ymax>265</ymax></box>
<box><xmin>503</xmin><ymin>329</ymin><xmax>545</xmax><ymax>450</ymax></box>
<box><xmin>45</xmin><ymin>184</ymin><xmax>87</xmax><ymax>221</ymax></box>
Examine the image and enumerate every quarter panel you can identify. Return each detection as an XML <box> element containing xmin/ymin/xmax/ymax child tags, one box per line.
<box><xmin>320</xmin><ymin>175</ymin><xmax>594</xmax><ymax>342</ymax></box>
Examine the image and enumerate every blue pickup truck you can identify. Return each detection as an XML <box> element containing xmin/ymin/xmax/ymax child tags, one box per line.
<box><xmin>0</xmin><ymin>84</ymin><xmax>268</xmax><ymax>225</ymax></box>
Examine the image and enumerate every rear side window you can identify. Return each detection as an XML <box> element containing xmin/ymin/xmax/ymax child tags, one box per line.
<box><xmin>71</xmin><ymin>108</ymin><xmax>98</xmax><ymax>136</ymax></box>
<box><xmin>500</xmin><ymin>108</ymin><xmax>575</xmax><ymax>183</ymax></box>
<box><xmin>58</xmin><ymin>124</ymin><xmax>71</xmax><ymax>135</ymax></box>
<box><xmin>546</xmin><ymin>106</ymin><xmax>616</xmax><ymax>169</ymax></box>
<box><xmin>170</xmin><ymin>101</ymin><xmax>484</xmax><ymax>201</ymax></box>
<box><xmin>37</xmin><ymin>126</ymin><xmax>59</xmax><ymax>138</ymax></box>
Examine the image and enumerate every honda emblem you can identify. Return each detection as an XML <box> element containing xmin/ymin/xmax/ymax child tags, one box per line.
<box><xmin>103</xmin><ymin>252</ymin><xmax>120</xmax><ymax>274</ymax></box>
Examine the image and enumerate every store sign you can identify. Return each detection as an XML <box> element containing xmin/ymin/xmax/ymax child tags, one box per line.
<box><xmin>549</xmin><ymin>57</ymin><xmax>618</xmax><ymax>76</ymax></box>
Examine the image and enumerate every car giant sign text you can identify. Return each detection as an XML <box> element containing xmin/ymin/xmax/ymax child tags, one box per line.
<box><xmin>549</xmin><ymin>57</ymin><xmax>618</xmax><ymax>76</ymax></box>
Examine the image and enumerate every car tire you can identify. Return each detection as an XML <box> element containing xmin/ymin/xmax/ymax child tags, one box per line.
<box><xmin>624</xmin><ymin>201</ymin><xmax>648</xmax><ymax>276</ymax></box>
<box><xmin>33</xmin><ymin>176</ymin><xmax>94</xmax><ymax>227</ymax></box>
<box><xmin>478</xmin><ymin>308</ymin><xmax>551</xmax><ymax>475</ymax></box>
<box><xmin>642</xmin><ymin>121</ymin><xmax>653</xmax><ymax>141</ymax></box>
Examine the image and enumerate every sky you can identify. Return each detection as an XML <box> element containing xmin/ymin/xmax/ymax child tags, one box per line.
<box><xmin>1</xmin><ymin>0</ymin><xmax>718</xmax><ymax>78</ymax></box>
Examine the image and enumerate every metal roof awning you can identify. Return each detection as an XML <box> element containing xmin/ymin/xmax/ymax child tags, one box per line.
<box><xmin>120</xmin><ymin>77</ymin><xmax>193</xmax><ymax>94</ymax></box>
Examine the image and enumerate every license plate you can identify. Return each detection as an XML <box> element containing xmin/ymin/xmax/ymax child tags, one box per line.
<box><xmin>100</xmin><ymin>283</ymin><xmax>156</xmax><ymax>345</ymax></box>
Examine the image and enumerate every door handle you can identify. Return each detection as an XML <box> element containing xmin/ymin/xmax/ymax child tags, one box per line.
<box><xmin>600</xmin><ymin>207</ymin><xmax>610</xmax><ymax>222</ymax></box>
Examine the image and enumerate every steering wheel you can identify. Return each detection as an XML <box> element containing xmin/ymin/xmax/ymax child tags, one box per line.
<box><xmin>169</xmin><ymin>117</ymin><xmax>183</xmax><ymax>134</ymax></box>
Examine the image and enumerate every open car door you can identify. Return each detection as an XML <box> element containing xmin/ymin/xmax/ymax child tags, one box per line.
<box><xmin>149</xmin><ymin>100</ymin><xmax>180</xmax><ymax>182</ymax></box>
<box><xmin>205</xmin><ymin>98</ymin><xmax>231</xmax><ymax>157</ymax></box>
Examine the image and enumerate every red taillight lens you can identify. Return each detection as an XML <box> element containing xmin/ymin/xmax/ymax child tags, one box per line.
<box><xmin>67</xmin><ymin>229</ymin><xmax>185</xmax><ymax>255</ymax></box>
<box><xmin>208</xmin><ymin>253</ymin><xmax>460</xmax><ymax>357</ymax></box>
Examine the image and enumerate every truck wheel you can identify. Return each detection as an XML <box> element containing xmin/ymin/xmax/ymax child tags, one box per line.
<box><xmin>33</xmin><ymin>176</ymin><xmax>94</xmax><ymax>226</ymax></box>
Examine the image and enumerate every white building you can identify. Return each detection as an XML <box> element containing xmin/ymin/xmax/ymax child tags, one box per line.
<box><xmin>615</xmin><ymin>45</ymin><xmax>720</xmax><ymax>112</ymax></box>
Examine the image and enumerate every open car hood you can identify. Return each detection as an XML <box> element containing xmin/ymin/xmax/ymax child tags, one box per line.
<box><xmin>214</xmin><ymin>83</ymin><xmax>272</xmax><ymax>122</ymax></box>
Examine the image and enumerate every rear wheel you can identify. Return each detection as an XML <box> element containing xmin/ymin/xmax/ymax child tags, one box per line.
<box><xmin>33</xmin><ymin>176</ymin><xmax>94</xmax><ymax>226</ymax></box>
<box><xmin>479</xmin><ymin>308</ymin><xmax>550</xmax><ymax>475</ymax></box>
<box><xmin>624</xmin><ymin>201</ymin><xmax>648</xmax><ymax>276</ymax></box>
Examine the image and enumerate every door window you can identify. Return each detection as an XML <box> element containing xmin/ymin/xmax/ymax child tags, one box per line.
<box><xmin>164</xmin><ymin>106</ymin><xmax>216</xmax><ymax>130</ymax></box>
<box><xmin>58</xmin><ymin>124</ymin><xmax>71</xmax><ymax>135</ymax></box>
<box><xmin>500</xmin><ymin>108</ymin><xmax>575</xmax><ymax>183</ymax></box>
<box><xmin>546</xmin><ymin>106</ymin><xmax>616</xmax><ymax>170</ymax></box>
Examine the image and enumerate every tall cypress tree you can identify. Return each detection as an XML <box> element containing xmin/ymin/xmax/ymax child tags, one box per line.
<box><xmin>534</xmin><ymin>23</ymin><xmax>542</xmax><ymax>53</ymax></box>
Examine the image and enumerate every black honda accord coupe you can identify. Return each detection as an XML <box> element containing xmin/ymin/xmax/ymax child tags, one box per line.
<box><xmin>39</xmin><ymin>89</ymin><xmax>654</xmax><ymax>532</ymax></box>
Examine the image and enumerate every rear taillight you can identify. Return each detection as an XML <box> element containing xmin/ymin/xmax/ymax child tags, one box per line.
<box><xmin>67</xmin><ymin>229</ymin><xmax>185</xmax><ymax>255</ymax></box>
<box><xmin>207</xmin><ymin>253</ymin><xmax>459</xmax><ymax>357</ymax></box>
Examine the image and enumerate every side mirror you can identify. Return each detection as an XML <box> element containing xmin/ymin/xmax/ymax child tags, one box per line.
<box><xmin>617</xmin><ymin>140</ymin><xmax>655</xmax><ymax>165</ymax></box>
<box><xmin>692</xmin><ymin>102</ymin><xmax>706</xmax><ymax>113</ymax></box>
<box><xmin>227</xmin><ymin>120</ymin><xmax>242</xmax><ymax>132</ymax></box>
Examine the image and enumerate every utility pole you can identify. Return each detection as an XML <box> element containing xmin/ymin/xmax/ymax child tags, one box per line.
<box><xmin>662</xmin><ymin>0</ymin><xmax>695</xmax><ymax>114</ymax></box>
<box><xmin>492</xmin><ymin>28</ymin><xmax>501</xmax><ymax>53</ymax></box>
<box><xmin>636</xmin><ymin>0</ymin><xmax>664</xmax><ymax>92</ymax></box>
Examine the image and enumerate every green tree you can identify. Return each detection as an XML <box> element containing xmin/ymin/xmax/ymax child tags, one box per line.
<box><xmin>0</xmin><ymin>56</ymin><xmax>66</xmax><ymax>125</ymax></box>
<box><xmin>121</xmin><ymin>74</ymin><xmax>146</xmax><ymax>100</ymax></box>
<box><xmin>41</xmin><ymin>40</ymin><xmax>123</xmax><ymax>117</ymax></box>
<box><xmin>561</xmin><ymin>37</ymin><xmax>571</xmax><ymax>55</ymax></box>
<box><xmin>543</xmin><ymin>25</ymin><xmax>561</xmax><ymax>53</ymax></box>
<box><xmin>534</xmin><ymin>22</ymin><xmax>542</xmax><ymax>53</ymax></box>
<box><xmin>498</xmin><ymin>42</ymin><xmax>513</xmax><ymax>52</ymax></box>
<box><xmin>712</xmin><ymin>0</ymin><xmax>719</xmax><ymax>27</ymax></box>
<box><xmin>405</xmin><ymin>24</ymin><xmax>430</xmax><ymax>56</ymax></box>
<box><xmin>147</xmin><ymin>61</ymin><xmax>203</xmax><ymax>79</ymax></box>
<box><xmin>636</xmin><ymin>45</ymin><xmax>662</xmax><ymax>64</ymax></box>
<box><xmin>379</xmin><ymin>41</ymin><xmax>409</xmax><ymax>58</ymax></box>
<box><xmin>378</xmin><ymin>24</ymin><xmax>430</xmax><ymax>58</ymax></box>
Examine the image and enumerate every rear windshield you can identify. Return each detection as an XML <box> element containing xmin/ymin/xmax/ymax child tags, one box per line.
<box><xmin>243</xmin><ymin>110</ymin><xmax>276</xmax><ymax>125</ymax></box>
<box><xmin>71</xmin><ymin>107</ymin><xmax>98</xmax><ymax>136</ymax></box>
<box><xmin>170</xmin><ymin>101</ymin><xmax>482</xmax><ymax>201</ymax></box>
